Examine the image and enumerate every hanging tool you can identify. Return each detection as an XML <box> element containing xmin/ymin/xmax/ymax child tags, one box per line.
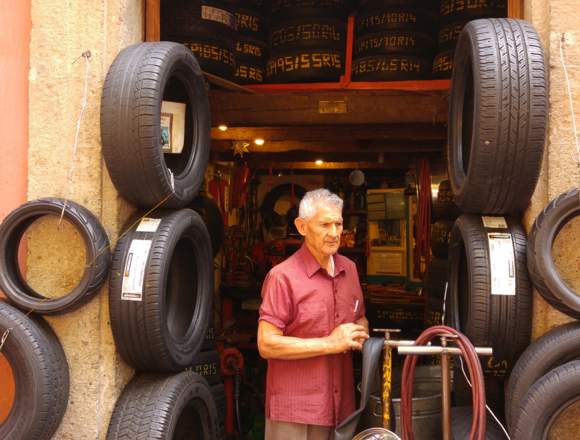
<box><xmin>373</xmin><ymin>328</ymin><xmax>401</xmax><ymax>430</ymax></box>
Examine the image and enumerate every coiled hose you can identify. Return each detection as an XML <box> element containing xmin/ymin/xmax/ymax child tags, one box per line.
<box><xmin>399</xmin><ymin>325</ymin><xmax>486</xmax><ymax>440</ymax></box>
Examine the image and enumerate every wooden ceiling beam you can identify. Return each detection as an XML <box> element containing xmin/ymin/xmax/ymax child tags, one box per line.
<box><xmin>210</xmin><ymin>90</ymin><xmax>449</xmax><ymax>126</ymax></box>
<box><xmin>211</xmin><ymin>123</ymin><xmax>446</xmax><ymax>142</ymax></box>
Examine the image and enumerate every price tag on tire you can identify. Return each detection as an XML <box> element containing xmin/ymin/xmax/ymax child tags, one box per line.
<box><xmin>487</xmin><ymin>232</ymin><xmax>516</xmax><ymax>295</ymax></box>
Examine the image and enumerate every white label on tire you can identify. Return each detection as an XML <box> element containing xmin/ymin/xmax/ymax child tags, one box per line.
<box><xmin>487</xmin><ymin>232</ymin><xmax>516</xmax><ymax>296</ymax></box>
<box><xmin>201</xmin><ymin>5</ymin><xmax>235</xmax><ymax>28</ymax></box>
<box><xmin>136</xmin><ymin>218</ymin><xmax>161</xmax><ymax>233</ymax></box>
<box><xmin>481</xmin><ymin>216</ymin><xmax>508</xmax><ymax>229</ymax></box>
<box><xmin>121</xmin><ymin>239</ymin><xmax>152</xmax><ymax>301</ymax></box>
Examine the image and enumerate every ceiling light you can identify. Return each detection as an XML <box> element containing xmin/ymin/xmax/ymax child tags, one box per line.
<box><xmin>218</xmin><ymin>124</ymin><xmax>228</xmax><ymax>131</ymax></box>
<box><xmin>254</xmin><ymin>138</ymin><xmax>265</xmax><ymax>146</ymax></box>
<box><xmin>315</xmin><ymin>159</ymin><xmax>324</xmax><ymax>166</ymax></box>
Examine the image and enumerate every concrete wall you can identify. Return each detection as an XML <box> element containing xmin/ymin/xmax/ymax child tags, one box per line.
<box><xmin>25</xmin><ymin>1</ymin><xmax>143</xmax><ymax>438</ymax></box>
<box><xmin>523</xmin><ymin>0</ymin><xmax>580</xmax><ymax>433</ymax></box>
<box><xmin>524</xmin><ymin>1</ymin><xmax>580</xmax><ymax>337</ymax></box>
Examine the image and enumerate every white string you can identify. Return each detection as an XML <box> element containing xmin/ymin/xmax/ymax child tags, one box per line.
<box><xmin>0</xmin><ymin>328</ymin><xmax>11</xmax><ymax>352</ymax></box>
<box><xmin>441</xmin><ymin>281</ymin><xmax>448</xmax><ymax>325</ymax></box>
<box><xmin>559</xmin><ymin>33</ymin><xmax>580</xmax><ymax>173</ymax></box>
<box><xmin>458</xmin><ymin>356</ymin><xmax>511</xmax><ymax>440</ymax></box>
<box><xmin>59</xmin><ymin>51</ymin><xmax>92</xmax><ymax>224</ymax></box>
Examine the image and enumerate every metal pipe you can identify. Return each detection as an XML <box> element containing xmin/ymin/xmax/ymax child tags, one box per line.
<box><xmin>440</xmin><ymin>337</ymin><xmax>452</xmax><ymax>440</ymax></box>
<box><xmin>397</xmin><ymin>346</ymin><xmax>493</xmax><ymax>356</ymax></box>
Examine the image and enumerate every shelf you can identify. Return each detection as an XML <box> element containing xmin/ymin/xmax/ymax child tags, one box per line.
<box><xmin>340</xmin><ymin>247</ymin><xmax>366</xmax><ymax>254</ymax></box>
<box><xmin>245</xmin><ymin>79</ymin><xmax>451</xmax><ymax>94</ymax></box>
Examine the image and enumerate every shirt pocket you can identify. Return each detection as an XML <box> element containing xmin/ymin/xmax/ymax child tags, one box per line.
<box><xmin>296</xmin><ymin>300</ymin><xmax>329</xmax><ymax>337</ymax></box>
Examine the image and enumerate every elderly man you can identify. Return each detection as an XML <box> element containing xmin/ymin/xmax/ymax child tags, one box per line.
<box><xmin>258</xmin><ymin>188</ymin><xmax>369</xmax><ymax>440</ymax></box>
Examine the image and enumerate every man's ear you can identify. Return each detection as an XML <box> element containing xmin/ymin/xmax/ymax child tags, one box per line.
<box><xmin>294</xmin><ymin>217</ymin><xmax>307</xmax><ymax>237</ymax></box>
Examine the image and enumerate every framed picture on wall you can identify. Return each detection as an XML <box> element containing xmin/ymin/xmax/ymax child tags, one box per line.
<box><xmin>160</xmin><ymin>101</ymin><xmax>186</xmax><ymax>154</ymax></box>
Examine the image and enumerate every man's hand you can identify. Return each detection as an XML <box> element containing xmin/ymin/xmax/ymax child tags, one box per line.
<box><xmin>326</xmin><ymin>323</ymin><xmax>369</xmax><ymax>353</ymax></box>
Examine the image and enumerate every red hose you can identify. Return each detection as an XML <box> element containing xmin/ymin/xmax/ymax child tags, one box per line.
<box><xmin>400</xmin><ymin>325</ymin><xmax>486</xmax><ymax>440</ymax></box>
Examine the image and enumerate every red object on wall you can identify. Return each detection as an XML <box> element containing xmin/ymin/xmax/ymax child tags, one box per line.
<box><xmin>0</xmin><ymin>0</ymin><xmax>30</xmax><ymax>424</ymax></box>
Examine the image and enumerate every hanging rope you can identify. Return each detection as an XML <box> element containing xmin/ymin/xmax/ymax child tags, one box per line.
<box><xmin>414</xmin><ymin>158</ymin><xmax>432</xmax><ymax>278</ymax></box>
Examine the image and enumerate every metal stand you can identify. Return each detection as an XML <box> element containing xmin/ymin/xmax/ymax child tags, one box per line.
<box><xmin>375</xmin><ymin>329</ymin><xmax>493</xmax><ymax>440</ymax></box>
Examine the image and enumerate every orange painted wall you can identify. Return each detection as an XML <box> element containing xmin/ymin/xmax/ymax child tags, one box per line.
<box><xmin>0</xmin><ymin>0</ymin><xmax>30</xmax><ymax>423</ymax></box>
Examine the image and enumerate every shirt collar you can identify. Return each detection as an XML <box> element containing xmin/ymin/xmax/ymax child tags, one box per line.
<box><xmin>298</xmin><ymin>243</ymin><xmax>346</xmax><ymax>278</ymax></box>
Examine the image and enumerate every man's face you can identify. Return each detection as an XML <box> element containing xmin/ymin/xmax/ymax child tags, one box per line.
<box><xmin>296</xmin><ymin>205</ymin><xmax>343</xmax><ymax>257</ymax></box>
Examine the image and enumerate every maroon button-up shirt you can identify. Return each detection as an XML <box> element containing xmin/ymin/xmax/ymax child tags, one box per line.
<box><xmin>259</xmin><ymin>244</ymin><xmax>366</xmax><ymax>426</ymax></box>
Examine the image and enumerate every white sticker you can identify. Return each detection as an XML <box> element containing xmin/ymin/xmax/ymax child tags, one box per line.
<box><xmin>121</xmin><ymin>239</ymin><xmax>152</xmax><ymax>301</ymax></box>
<box><xmin>201</xmin><ymin>5</ymin><xmax>235</xmax><ymax>28</ymax></box>
<box><xmin>482</xmin><ymin>216</ymin><xmax>508</xmax><ymax>229</ymax></box>
<box><xmin>136</xmin><ymin>218</ymin><xmax>161</xmax><ymax>233</ymax></box>
<box><xmin>487</xmin><ymin>233</ymin><xmax>516</xmax><ymax>296</ymax></box>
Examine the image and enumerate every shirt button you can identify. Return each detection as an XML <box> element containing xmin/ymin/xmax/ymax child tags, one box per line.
<box><xmin>335</xmin><ymin>313</ymin><xmax>339</xmax><ymax>319</ymax></box>
<box><xmin>334</xmin><ymin>389</ymin><xmax>338</xmax><ymax>394</ymax></box>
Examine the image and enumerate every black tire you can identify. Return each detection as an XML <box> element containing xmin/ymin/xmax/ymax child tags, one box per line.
<box><xmin>101</xmin><ymin>42</ymin><xmax>211</xmax><ymax>208</ymax></box>
<box><xmin>360</xmin><ymin>0</ymin><xmax>439</xmax><ymax>10</ymax></box>
<box><xmin>187</xmin><ymin>350</ymin><xmax>222</xmax><ymax>386</ymax></box>
<box><xmin>235</xmin><ymin>61</ymin><xmax>265</xmax><ymax>84</ymax></box>
<box><xmin>355</xmin><ymin>8</ymin><xmax>437</xmax><ymax>35</ymax></box>
<box><xmin>236</xmin><ymin>38</ymin><xmax>268</xmax><ymax>64</ymax></box>
<box><xmin>160</xmin><ymin>0</ymin><xmax>237</xmax><ymax>38</ymax></box>
<box><xmin>270</xmin><ymin>0</ymin><xmax>352</xmax><ymax>20</ymax></box>
<box><xmin>505</xmin><ymin>322</ymin><xmax>580</xmax><ymax>429</ymax></box>
<box><xmin>177</xmin><ymin>37</ymin><xmax>237</xmax><ymax>80</ymax></box>
<box><xmin>451</xmin><ymin>406</ymin><xmax>506</xmax><ymax>440</ymax></box>
<box><xmin>0</xmin><ymin>301</ymin><xmax>69</xmax><ymax>440</ymax></box>
<box><xmin>440</xmin><ymin>0</ymin><xmax>507</xmax><ymax>23</ymax></box>
<box><xmin>212</xmin><ymin>383</ymin><xmax>226</xmax><ymax>417</ymax></box>
<box><xmin>109</xmin><ymin>209</ymin><xmax>213</xmax><ymax>372</ymax></box>
<box><xmin>431</xmin><ymin>220</ymin><xmax>453</xmax><ymax>259</ymax></box>
<box><xmin>432</xmin><ymin>49</ymin><xmax>454</xmax><ymax>79</ymax></box>
<box><xmin>527</xmin><ymin>188</ymin><xmax>580</xmax><ymax>317</ymax></box>
<box><xmin>107</xmin><ymin>372</ymin><xmax>219</xmax><ymax>440</ymax></box>
<box><xmin>354</xmin><ymin>31</ymin><xmax>435</xmax><ymax>56</ymax></box>
<box><xmin>447</xmin><ymin>19</ymin><xmax>548</xmax><ymax>214</ymax></box>
<box><xmin>0</xmin><ymin>198</ymin><xmax>110</xmax><ymax>314</ymax></box>
<box><xmin>437</xmin><ymin>20</ymin><xmax>466</xmax><ymax>50</ymax></box>
<box><xmin>266</xmin><ymin>49</ymin><xmax>344</xmax><ymax>83</ymax></box>
<box><xmin>211</xmin><ymin>383</ymin><xmax>226</xmax><ymax>440</ymax></box>
<box><xmin>260</xmin><ymin>184</ymin><xmax>306</xmax><ymax>230</ymax></box>
<box><xmin>511</xmin><ymin>361</ymin><xmax>580</xmax><ymax>440</ymax></box>
<box><xmin>446</xmin><ymin>214</ymin><xmax>532</xmax><ymax>364</ymax></box>
<box><xmin>234</xmin><ymin>7</ymin><xmax>267</xmax><ymax>40</ymax></box>
<box><xmin>191</xmin><ymin>194</ymin><xmax>224</xmax><ymax>257</ymax></box>
<box><xmin>352</xmin><ymin>53</ymin><xmax>432</xmax><ymax>81</ymax></box>
<box><xmin>269</xmin><ymin>18</ymin><xmax>346</xmax><ymax>53</ymax></box>
<box><xmin>432</xmin><ymin>180</ymin><xmax>461</xmax><ymax>221</ymax></box>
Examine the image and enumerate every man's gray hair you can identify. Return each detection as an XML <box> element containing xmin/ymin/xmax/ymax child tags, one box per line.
<box><xmin>298</xmin><ymin>188</ymin><xmax>343</xmax><ymax>220</ymax></box>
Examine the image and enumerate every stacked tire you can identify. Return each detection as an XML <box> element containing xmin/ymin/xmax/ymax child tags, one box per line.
<box><xmin>443</xmin><ymin>17</ymin><xmax>547</xmax><ymax>423</ymax></box>
<box><xmin>352</xmin><ymin>0</ymin><xmax>438</xmax><ymax>81</ymax></box>
<box><xmin>0</xmin><ymin>197</ymin><xmax>113</xmax><ymax>438</ymax></box>
<box><xmin>433</xmin><ymin>0</ymin><xmax>507</xmax><ymax>78</ymax></box>
<box><xmin>232</xmin><ymin>2</ymin><xmax>269</xmax><ymax>84</ymax></box>
<box><xmin>101</xmin><ymin>42</ymin><xmax>223</xmax><ymax>439</ymax></box>
<box><xmin>505</xmin><ymin>188</ymin><xmax>580</xmax><ymax>438</ymax></box>
<box><xmin>161</xmin><ymin>0</ymin><xmax>237</xmax><ymax>80</ymax></box>
<box><xmin>266</xmin><ymin>0</ymin><xmax>351</xmax><ymax>83</ymax></box>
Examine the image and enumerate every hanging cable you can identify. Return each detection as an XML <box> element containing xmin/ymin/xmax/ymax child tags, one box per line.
<box><xmin>400</xmin><ymin>325</ymin><xmax>486</xmax><ymax>440</ymax></box>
